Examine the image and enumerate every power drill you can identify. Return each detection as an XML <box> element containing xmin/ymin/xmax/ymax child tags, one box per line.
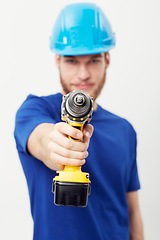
<box><xmin>52</xmin><ymin>90</ymin><xmax>93</xmax><ymax>207</ymax></box>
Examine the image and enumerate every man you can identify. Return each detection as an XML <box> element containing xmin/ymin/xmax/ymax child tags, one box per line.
<box><xmin>14</xmin><ymin>3</ymin><xmax>144</xmax><ymax>240</ymax></box>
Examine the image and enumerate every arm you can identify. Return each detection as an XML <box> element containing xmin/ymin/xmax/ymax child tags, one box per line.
<box><xmin>27</xmin><ymin>122</ymin><xmax>93</xmax><ymax>171</ymax></box>
<box><xmin>126</xmin><ymin>191</ymin><xmax>144</xmax><ymax>240</ymax></box>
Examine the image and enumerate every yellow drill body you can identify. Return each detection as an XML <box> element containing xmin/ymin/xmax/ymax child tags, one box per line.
<box><xmin>52</xmin><ymin>90</ymin><xmax>93</xmax><ymax>207</ymax></box>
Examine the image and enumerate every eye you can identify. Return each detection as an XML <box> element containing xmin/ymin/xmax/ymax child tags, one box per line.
<box><xmin>90</xmin><ymin>59</ymin><xmax>99</xmax><ymax>63</ymax></box>
<box><xmin>67</xmin><ymin>59</ymin><xmax>76</xmax><ymax>64</ymax></box>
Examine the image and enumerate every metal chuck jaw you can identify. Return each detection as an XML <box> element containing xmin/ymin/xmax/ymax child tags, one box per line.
<box><xmin>52</xmin><ymin>90</ymin><xmax>93</xmax><ymax>207</ymax></box>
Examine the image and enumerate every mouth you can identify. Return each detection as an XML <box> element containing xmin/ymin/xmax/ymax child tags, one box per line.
<box><xmin>71</xmin><ymin>83</ymin><xmax>94</xmax><ymax>90</ymax></box>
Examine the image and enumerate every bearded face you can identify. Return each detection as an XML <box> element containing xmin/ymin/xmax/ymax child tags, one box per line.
<box><xmin>59</xmin><ymin>70</ymin><xmax>106</xmax><ymax>101</ymax></box>
<box><xmin>55</xmin><ymin>52</ymin><xmax>110</xmax><ymax>101</ymax></box>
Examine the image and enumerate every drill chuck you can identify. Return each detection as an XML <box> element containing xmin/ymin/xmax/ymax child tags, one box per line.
<box><xmin>61</xmin><ymin>90</ymin><xmax>93</xmax><ymax>125</ymax></box>
<box><xmin>52</xmin><ymin>90</ymin><xmax>93</xmax><ymax>207</ymax></box>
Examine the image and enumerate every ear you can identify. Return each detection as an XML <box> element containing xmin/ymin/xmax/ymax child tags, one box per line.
<box><xmin>105</xmin><ymin>52</ymin><xmax>110</xmax><ymax>69</ymax></box>
<box><xmin>55</xmin><ymin>54</ymin><xmax>61</xmax><ymax>69</ymax></box>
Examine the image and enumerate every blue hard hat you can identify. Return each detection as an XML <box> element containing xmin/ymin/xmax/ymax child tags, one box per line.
<box><xmin>50</xmin><ymin>3</ymin><xmax>115</xmax><ymax>55</ymax></box>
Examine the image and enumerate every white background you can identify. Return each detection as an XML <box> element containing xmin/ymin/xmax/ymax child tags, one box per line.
<box><xmin>0</xmin><ymin>0</ymin><xmax>160</xmax><ymax>239</ymax></box>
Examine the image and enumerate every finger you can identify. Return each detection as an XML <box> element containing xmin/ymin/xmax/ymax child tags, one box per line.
<box><xmin>49</xmin><ymin>130</ymin><xmax>88</xmax><ymax>152</ymax></box>
<box><xmin>48</xmin><ymin>141</ymin><xmax>88</xmax><ymax>160</ymax></box>
<box><xmin>55</xmin><ymin>122</ymin><xmax>83</xmax><ymax>140</ymax></box>
<box><xmin>50</xmin><ymin>152</ymin><xmax>86</xmax><ymax>167</ymax></box>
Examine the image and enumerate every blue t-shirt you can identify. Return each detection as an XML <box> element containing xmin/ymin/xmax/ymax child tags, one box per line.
<box><xmin>14</xmin><ymin>92</ymin><xmax>140</xmax><ymax>240</ymax></box>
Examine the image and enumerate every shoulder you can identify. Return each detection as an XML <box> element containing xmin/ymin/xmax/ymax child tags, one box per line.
<box><xmin>18</xmin><ymin>92</ymin><xmax>62</xmax><ymax>111</ymax></box>
<box><xmin>15</xmin><ymin>93</ymin><xmax>62</xmax><ymax>122</ymax></box>
<box><xmin>94</xmin><ymin>105</ymin><xmax>136</xmax><ymax>138</ymax></box>
<box><xmin>24</xmin><ymin>92</ymin><xmax>62</xmax><ymax>105</ymax></box>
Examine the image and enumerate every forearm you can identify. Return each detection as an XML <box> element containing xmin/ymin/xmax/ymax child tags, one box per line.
<box><xmin>27</xmin><ymin>123</ymin><xmax>57</xmax><ymax>168</ymax></box>
<box><xmin>129</xmin><ymin>211</ymin><xmax>144</xmax><ymax>240</ymax></box>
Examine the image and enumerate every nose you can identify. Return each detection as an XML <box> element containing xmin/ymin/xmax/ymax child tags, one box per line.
<box><xmin>77</xmin><ymin>64</ymin><xmax>90</xmax><ymax>80</ymax></box>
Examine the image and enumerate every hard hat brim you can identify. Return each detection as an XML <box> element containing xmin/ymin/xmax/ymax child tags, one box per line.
<box><xmin>50</xmin><ymin>44</ymin><xmax>115</xmax><ymax>56</ymax></box>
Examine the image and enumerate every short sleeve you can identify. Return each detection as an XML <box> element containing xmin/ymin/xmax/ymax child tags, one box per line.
<box><xmin>14</xmin><ymin>95</ymin><xmax>56</xmax><ymax>154</ymax></box>
<box><xmin>127</xmin><ymin>129</ymin><xmax>141</xmax><ymax>192</ymax></box>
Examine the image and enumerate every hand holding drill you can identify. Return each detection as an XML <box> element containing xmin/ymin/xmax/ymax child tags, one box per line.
<box><xmin>48</xmin><ymin>121</ymin><xmax>93</xmax><ymax>171</ymax></box>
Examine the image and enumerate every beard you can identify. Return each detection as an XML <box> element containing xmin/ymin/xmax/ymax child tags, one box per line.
<box><xmin>59</xmin><ymin>70</ymin><xmax>106</xmax><ymax>101</ymax></box>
